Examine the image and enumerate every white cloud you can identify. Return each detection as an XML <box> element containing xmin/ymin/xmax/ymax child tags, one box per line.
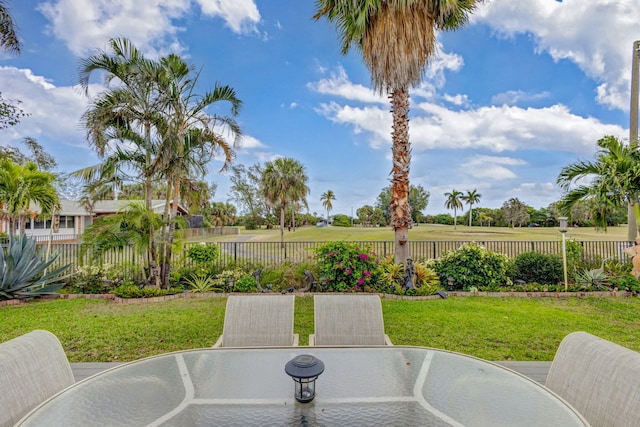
<box><xmin>237</xmin><ymin>134</ymin><xmax>266</xmax><ymax>151</ymax></box>
<box><xmin>411</xmin><ymin>103</ymin><xmax>624</xmax><ymax>156</ymax></box>
<box><xmin>0</xmin><ymin>66</ymin><xmax>96</xmax><ymax>168</ymax></box>
<box><xmin>422</xmin><ymin>46</ymin><xmax>464</xmax><ymax>89</ymax></box>
<box><xmin>442</xmin><ymin>93</ymin><xmax>470</xmax><ymax>107</ymax></box>
<box><xmin>461</xmin><ymin>156</ymin><xmax>527</xmax><ymax>180</ymax></box>
<box><xmin>37</xmin><ymin>0</ymin><xmax>261</xmax><ymax>56</ymax></box>
<box><xmin>37</xmin><ymin>0</ymin><xmax>190</xmax><ymax>56</ymax></box>
<box><xmin>308</xmin><ymin>66</ymin><xmax>386</xmax><ymax>104</ymax></box>
<box><xmin>315</xmin><ymin>102</ymin><xmax>390</xmax><ymax>149</ymax></box>
<box><xmin>474</xmin><ymin>0</ymin><xmax>640</xmax><ymax>111</ymax></box>
<box><xmin>491</xmin><ymin>90</ymin><xmax>551</xmax><ymax>106</ymax></box>
<box><xmin>317</xmin><ymin>99</ymin><xmax>626</xmax><ymax>157</ymax></box>
<box><xmin>196</xmin><ymin>0</ymin><xmax>260</xmax><ymax>34</ymax></box>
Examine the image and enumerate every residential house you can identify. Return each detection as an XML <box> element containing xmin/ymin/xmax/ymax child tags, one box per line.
<box><xmin>0</xmin><ymin>199</ymin><xmax>188</xmax><ymax>241</ymax></box>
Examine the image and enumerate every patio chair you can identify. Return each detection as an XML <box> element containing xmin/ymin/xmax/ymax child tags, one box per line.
<box><xmin>213</xmin><ymin>295</ymin><xmax>299</xmax><ymax>347</ymax></box>
<box><xmin>545</xmin><ymin>331</ymin><xmax>640</xmax><ymax>426</ymax></box>
<box><xmin>0</xmin><ymin>330</ymin><xmax>75</xmax><ymax>427</ymax></box>
<box><xmin>309</xmin><ymin>295</ymin><xmax>393</xmax><ymax>346</ymax></box>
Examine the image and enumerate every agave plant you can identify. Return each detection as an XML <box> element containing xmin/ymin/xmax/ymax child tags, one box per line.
<box><xmin>184</xmin><ymin>274</ymin><xmax>217</xmax><ymax>293</ymax></box>
<box><xmin>0</xmin><ymin>234</ymin><xmax>71</xmax><ymax>300</ymax></box>
<box><xmin>574</xmin><ymin>268</ymin><xmax>609</xmax><ymax>290</ymax></box>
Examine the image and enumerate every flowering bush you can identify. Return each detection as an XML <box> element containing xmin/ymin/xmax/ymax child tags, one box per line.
<box><xmin>213</xmin><ymin>269</ymin><xmax>247</xmax><ymax>291</ymax></box>
<box><xmin>314</xmin><ymin>241</ymin><xmax>379</xmax><ymax>292</ymax></box>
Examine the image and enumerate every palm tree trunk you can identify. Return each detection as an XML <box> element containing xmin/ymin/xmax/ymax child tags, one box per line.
<box><xmin>280</xmin><ymin>202</ymin><xmax>286</xmax><ymax>250</ymax></box>
<box><xmin>469</xmin><ymin>205</ymin><xmax>473</xmax><ymax>227</ymax></box>
<box><xmin>161</xmin><ymin>178</ymin><xmax>180</xmax><ymax>289</ymax></box>
<box><xmin>453</xmin><ymin>208</ymin><xmax>457</xmax><ymax>230</ymax></box>
<box><xmin>144</xmin><ymin>123</ymin><xmax>160</xmax><ymax>288</ymax></box>
<box><xmin>390</xmin><ymin>87</ymin><xmax>411</xmax><ymax>264</ymax></box>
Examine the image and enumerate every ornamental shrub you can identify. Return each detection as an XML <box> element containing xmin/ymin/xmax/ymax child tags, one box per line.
<box><xmin>314</xmin><ymin>241</ymin><xmax>379</xmax><ymax>292</ymax></box>
<box><xmin>430</xmin><ymin>242</ymin><xmax>510</xmax><ymax>291</ymax></box>
<box><xmin>413</xmin><ymin>262</ymin><xmax>441</xmax><ymax>296</ymax></box>
<box><xmin>233</xmin><ymin>274</ymin><xmax>257</xmax><ymax>292</ymax></box>
<box><xmin>511</xmin><ymin>251</ymin><xmax>563</xmax><ymax>285</ymax></box>
<box><xmin>187</xmin><ymin>243</ymin><xmax>219</xmax><ymax>265</ymax></box>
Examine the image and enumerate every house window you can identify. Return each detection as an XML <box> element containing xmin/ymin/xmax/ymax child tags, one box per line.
<box><xmin>59</xmin><ymin>216</ymin><xmax>75</xmax><ymax>228</ymax></box>
<box><xmin>33</xmin><ymin>219</ymin><xmax>52</xmax><ymax>229</ymax></box>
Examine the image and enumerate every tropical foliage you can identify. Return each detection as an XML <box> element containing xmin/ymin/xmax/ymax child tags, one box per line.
<box><xmin>444</xmin><ymin>189</ymin><xmax>463</xmax><ymax>229</ymax></box>
<box><xmin>557</xmin><ymin>135</ymin><xmax>640</xmax><ymax>234</ymax></box>
<box><xmin>0</xmin><ymin>234</ymin><xmax>70</xmax><ymax>300</ymax></box>
<box><xmin>76</xmin><ymin>37</ymin><xmax>242</xmax><ymax>288</ymax></box>
<box><xmin>321</xmin><ymin>190</ymin><xmax>336</xmax><ymax>221</ymax></box>
<box><xmin>261</xmin><ymin>157</ymin><xmax>309</xmax><ymax>247</ymax></box>
<box><xmin>461</xmin><ymin>189</ymin><xmax>481</xmax><ymax>227</ymax></box>
<box><xmin>0</xmin><ymin>159</ymin><xmax>59</xmax><ymax>234</ymax></box>
<box><xmin>80</xmin><ymin>201</ymin><xmax>165</xmax><ymax>263</ymax></box>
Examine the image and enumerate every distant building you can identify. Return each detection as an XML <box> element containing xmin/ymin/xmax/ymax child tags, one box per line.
<box><xmin>0</xmin><ymin>199</ymin><xmax>188</xmax><ymax>240</ymax></box>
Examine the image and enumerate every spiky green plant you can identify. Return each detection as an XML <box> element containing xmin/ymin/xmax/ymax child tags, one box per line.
<box><xmin>0</xmin><ymin>234</ymin><xmax>71</xmax><ymax>300</ymax></box>
<box><xmin>185</xmin><ymin>274</ymin><xmax>217</xmax><ymax>293</ymax></box>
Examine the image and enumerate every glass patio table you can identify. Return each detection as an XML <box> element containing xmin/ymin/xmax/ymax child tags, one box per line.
<box><xmin>17</xmin><ymin>346</ymin><xmax>589</xmax><ymax>427</ymax></box>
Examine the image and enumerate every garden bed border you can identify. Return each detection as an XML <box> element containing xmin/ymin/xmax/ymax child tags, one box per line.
<box><xmin>0</xmin><ymin>290</ymin><xmax>632</xmax><ymax>307</ymax></box>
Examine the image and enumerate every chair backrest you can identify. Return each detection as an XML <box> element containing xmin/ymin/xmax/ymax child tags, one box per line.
<box><xmin>220</xmin><ymin>295</ymin><xmax>296</xmax><ymax>347</ymax></box>
<box><xmin>313</xmin><ymin>295</ymin><xmax>390</xmax><ymax>346</ymax></box>
<box><xmin>546</xmin><ymin>331</ymin><xmax>640</xmax><ymax>427</ymax></box>
<box><xmin>0</xmin><ymin>330</ymin><xmax>74</xmax><ymax>427</ymax></box>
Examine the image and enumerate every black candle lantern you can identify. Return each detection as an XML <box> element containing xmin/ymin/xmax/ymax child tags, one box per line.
<box><xmin>285</xmin><ymin>354</ymin><xmax>324</xmax><ymax>403</ymax></box>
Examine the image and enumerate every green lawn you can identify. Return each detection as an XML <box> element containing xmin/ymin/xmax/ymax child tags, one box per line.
<box><xmin>204</xmin><ymin>224</ymin><xmax>628</xmax><ymax>243</ymax></box>
<box><xmin>3</xmin><ymin>296</ymin><xmax>639</xmax><ymax>362</ymax></box>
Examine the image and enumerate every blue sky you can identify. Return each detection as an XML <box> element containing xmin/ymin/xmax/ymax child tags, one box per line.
<box><xmin>1</xmin><ymin>0</ymin><xmax>638</xmax><ymax>216</ymax></box>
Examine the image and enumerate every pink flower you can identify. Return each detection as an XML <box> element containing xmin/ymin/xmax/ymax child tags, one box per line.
<box><xmin>357</xmin><ymin>277</ymin><xmax>365</xmax><ymax>285</ymax></box>
<box><xmin>358</xmin><ymin>253</ymin><xmax>369</xmax><ymax>261</ymax></box>
<box><xmin>363</xmin><ymin>270</ymin><xmax>371</xmax><ymax>277</ymax></box>
<box><xmin>345</xmin><ymin>268</ymin><xmax>353</xmax><ymax>275</ymax></box>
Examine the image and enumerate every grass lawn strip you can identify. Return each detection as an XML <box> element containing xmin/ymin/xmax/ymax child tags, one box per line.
<box><xmin>2</xmin><ymin>296</ymin><xmax>639</xmax><ymax>362</ymax></box>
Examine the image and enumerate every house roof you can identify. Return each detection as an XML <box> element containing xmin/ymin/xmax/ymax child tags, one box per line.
<box><xmin>59</xmin><ymin>200</ymin><xmax>189</xmax><ymax>216</ymax></box>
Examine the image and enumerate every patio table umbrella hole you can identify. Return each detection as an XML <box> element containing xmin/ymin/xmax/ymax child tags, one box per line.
<box><xmin>285</xmin><ymin>354</ymin><xmax>324</xmax><ymax>403</ymax></box>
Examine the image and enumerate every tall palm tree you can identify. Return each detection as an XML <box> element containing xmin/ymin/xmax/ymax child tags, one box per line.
<box><xmin>261</xmin><ymin>157</ymin><xmax>309</xmax><ymax>248</ymax></box>
<box><xmin>461</xmin><ymin>189</ymin><xmax>481</xmax><ymax>227</ymax></box>
<box><xmin>0</xmin><ymin>0</ymin><xmax>20</xmax><ymax>53</ymax></box>
<box><xmin>557</xmin><ymin>135</ymin><xmax>640</xmax><ymax>233</ymax></box>
<box><xmin>78</xmin><ymin>37</ymin><xmax>166</xmax><ymax>286</ymax></box>
<box><xmin>321</xmin><ymin>190</ymin><xmax>336</xmax><ymax>222</ymax></box>
<box><xmin>154</xmin><ymin>54</ymin><xmax>242</xmax><ymax>288</ymax></box>
<box><xmin>0</xmin><ymin>159</ymin><xmax>59</xmax><ymax>235</ymax></box>
<box><xmin>444</xmin><ymin>189</ymin><xmax>463</xmax><ymax>230</ymax></box>
<box><xmin>314</xmin><ymin>0</ymin><xmax>479</xmax><ymax>264</ymax></box>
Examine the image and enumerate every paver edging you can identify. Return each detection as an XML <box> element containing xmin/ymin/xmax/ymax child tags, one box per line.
<box><xmin>0</xmin><ymin>289</ymin><xmax>634</xmax><ymax>307</ymax></box>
